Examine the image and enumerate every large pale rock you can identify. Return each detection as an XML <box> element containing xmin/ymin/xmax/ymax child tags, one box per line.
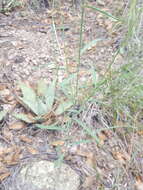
<box><xmin>9</xmin><ymin>160</ymin><xmax>80</xmax><ymax>190</ymax></box>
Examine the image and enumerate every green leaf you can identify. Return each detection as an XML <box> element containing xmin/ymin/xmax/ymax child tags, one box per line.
<box><xmin>54</xmin><ymin>146</ymin><xmax>64</xmax><ymax>168</ymax></box>
<box><xmin>90</xmin><ymin>65</ymin><xmax>98</xmax><ymax>87</ymax></box>
<box><xmin>19</xmin><ymin>97</ymin><xmax>39</xmax><ymax>115</ymax></box>
<box><xmin>45</xmin><ymin>79</ymin><xmax>56</xmax><ymax>111</ymax></box>
<box><xmin>81</xmin><ymin>39</ymin><xmax>103</xmax><ymax>55</ymax></box>
<box><xmin>13</xmin><ymin>113</ymin><xmax>34</xmax><ymax>123</ymax></box>
<box><xmin>19</xmin><ymin>82</ymin><xmax>39</xmax><ymax>115</ymax></box>
<box><xmin>36</xmin><ymin>124</ymin><xmax>65</xmax><ymax>130</ymax></box>
<box><xmin>19</xmin><ymin>82</ymin><xmax>36</xmax><ymax>101</ymax></box>
<box><xmin>0</xmin><ymin>111</ymin><xmax>7</xmax><ymax>121</ymax></box>
<box><xmin>37</xmin><ymin>98</ymin><xmax>48</xmax><ymax>115</ymax></box>
<box><xmin>37</xmin><ymin>80</ymin><xmax>48</xmax><ymax>97</ymax></box>
<box><xmin>85</xmin><ymin>5</ymin><xmax>120</xmax><ymax>21</ymax></box>
<box><xmin>37</xmin><ymin>80</ymin><xmax>57</xmax><ymax>113</ymax></box>
<box><xmin>55</xmin><ymin>100</ymin><xmax>73</xmax><ymax>115</ymax></box>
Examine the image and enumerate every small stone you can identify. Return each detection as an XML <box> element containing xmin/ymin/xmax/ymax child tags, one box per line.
<box><xmin>14</xmin><ymin>55</ymin><xmax>25</xmax><ymax>63</ymax></box>
<box><xmin>8</xmin><ymin>160</ymin><xmax>80</xmax><ymax>190</ymax></box>
<box><xmin>97</xmin><ymin>0</ymin><xmax>105</xmax><ymax>6</ymax></box>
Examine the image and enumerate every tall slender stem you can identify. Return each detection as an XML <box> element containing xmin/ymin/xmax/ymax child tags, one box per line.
<box><xmin>75</xmin><ymin>0</ymin><xmax>85</xmax><ymax>103</ymax></box>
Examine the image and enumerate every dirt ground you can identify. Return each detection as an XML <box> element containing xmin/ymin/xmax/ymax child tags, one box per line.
<box><xmin>0</xmin><ymin>0</ymin><xmax>143</xmax><ymax>190</ymax></box>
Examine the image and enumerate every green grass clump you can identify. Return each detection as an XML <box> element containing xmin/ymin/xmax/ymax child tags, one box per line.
<box><xmin>98</xmin><ymin>0</ymin><xmax>143</xmax><ymax>126</ymax></box>
<box><xmin>97</xmin><ymin>62</ymin><xmax>143</xmax><ymax>124</ymax></box>
<box><xmin>0</xmin><ymin>0</ymin><xmax>23</xmax><ymax>13</ymax></box>
<box><xmin>73</xmin><ymin>0</ymin><xmax>143</xmax><ymax>129</ymax></box>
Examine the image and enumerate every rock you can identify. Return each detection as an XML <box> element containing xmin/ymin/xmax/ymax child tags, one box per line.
<box><xmin>14</xmin><ymin>55</ymin><xmax>25</xmax><ymax>63</ymax></box>
<box><xmin>9</xmin><ymin>160</ymin><xmax>80</xmax><ymax>190</ymax></box>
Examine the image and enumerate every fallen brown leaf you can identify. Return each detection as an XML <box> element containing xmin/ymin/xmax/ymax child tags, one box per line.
<box><xmin>2</xmin><ymin>128</ymin><xmax>13</xmax><ymax>141</ymax></box>
<box><xmin>98</xmin><ymin>132</ymin><xmax>107</xmax><ymax>146</ymax></box>
<box><xmin>82</xmin><ymin>176</ymin><xmax>95</xmax><ymax>188</ymax></box>
<box><xmin>42</xmin><ymin>111</ymin><xmax>56</xmax><ymax>124</ymax></box>
<box><xmin>5</xmin><ymin>94</ymin><xmax>15</xmax><ymax>104</ymax></box>
<box><xmin>0</xmin><ymin>163</ymin><xmax>8</xmax><ymax>173</ymax></box>
<box><xmin>104</xmin><ymin>20</ymin><xmax>113</xmax><ymax>31</ymax></box>
<box><xmin>3</xmin><ymin>147</ymin><xmax>21</xmax><ymax>166</ymax></box>
<box><xmin>0</xmin><ymin>83</ymin><xmax>7</xmax><ymax>91</ymax></box>
<box><xmin>4</xmin><ymin>154</ymin><xmax>19</xmax><ymax>166</ymax></box>
<box><xmin>76</xmin><ymin>149</ymin><xmax>96</xmax><ymax>169</ymax></box>
<box><xmin>27</xmin><ymin>146</ymin><xmax>38</xmax><ymax>155</ymax></box>
<box><xmin>137</xmin><ymin>130</ymin><xmax>143</xmax><ymax>135</ymax></box>
<box><xmin>51</xmin><ymin>140</ymin><xmax>65</xmax><ymax>147</ymax></box>
<box><xmin>27</xmin><ymin>112</ymin><xmax>36</xmax><ymax>121</ymax></box>
<box><xmin>86</xmin><ymin>153</ymin><xmax>96</xmax><ymax>169</ymax></box>
<box><xmin>112</xmin><ymin>151</ymin><xmax>130</xmax><ymax>165</ymax></box>
<box><xmin>0</xmin><ymin>171</ymin><xmax>10</xmax><ymax>181</ymax></box>
<box><xmin>135</xmin><ymin>176</ymin><xmax>143</xmax><ymax>190</ymax></box>
<box><xmin>9</xmin><ymin>121</ymin><xmax>26</xmax><ymax>130</ymax></box>
<box><xmin>64</xmin><ymin>154</ymin><xmax>73</xmax><ymax>161</ymax></box>
<box><xmin>76</xmin><ymin>149</ymin><xmax>93</xmax><ymax>158</ymax></box>
<box><xmin>3</xmin><ymin>146</ymin><xmax>17</xmax><ymax>154</ymax></box>
<box><xmin>20</xmin><ymin>135</ymin><xmax>32</xmax><ymax>143</ymax></box>
<box><xmin>0</xmin><ymin>147</ymin><xmax>5</xmax><ymax>156</ymax></box>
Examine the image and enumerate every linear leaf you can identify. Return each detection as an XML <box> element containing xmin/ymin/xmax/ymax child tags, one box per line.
<box><xmin>0</xmin><ymin>111</ymin><xmax>7</xmax><ymax>121</ymax></box>
<box><xmin>37</xmin><ymin>80</ymin><xmax>48</xmax><ymax>96</ymax></box>
<box><xmin>90</xmin><ymin>65</ymin><xmax>98</xmax><ymax>86</ymax></box>
<box><xmin>13</xmin><ymin>113</ymin><xmax>35</xmax><ymax>123</ymax></box>
<box><xmin>86</xmin><ymin>5</ymin><xmax>120</xmax><ymax>21</ymax></box>
<box><xmin>45</xmin><ymin>79</ymin><xmax>56</xmax><ymax>111</ymax></box>
<box><xmin>19</xmin><ymin>82</ymin><xmax>39</xmax><ymax>115</ymax></box>
<box><xmin>36</xmin><ymin>124</ymin><xmax>64</xmax><ymax>130</ymax></box>
<box><xmin>19</xmin><ymin>97</ymin><xmax>39</xmax><ymax>115</ymax></box>
<box><xmin>37</xmin><ymin>98</ymin><xmax>48</xmax><ymax>115</ymax></box>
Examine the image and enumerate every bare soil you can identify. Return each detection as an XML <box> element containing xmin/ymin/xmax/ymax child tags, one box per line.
<box><xmin>0</xmin><ymin>1</ymin><xmax>143</xmax><ymax>190</ymax></box>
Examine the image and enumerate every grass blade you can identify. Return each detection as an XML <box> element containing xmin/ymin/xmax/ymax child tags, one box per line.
<box><xmin>13</xmin><ymin>113</ymin><xmax>35</xmax><ymax>123</ymax></box>
<box><xmin>85</xmin><ymin>5</ymin><xmax>120</xmax><ymax>21</ymax></box>
<box><xmin>0</xmin><ymin>111</ymin><xmax>7</xmax><ymax>122</ymax></box>
<box><xmin>90</xmin><ymin>65</ymin><xmax>98</xmax><ymax>87</ymax></box>
<box><xmin>36</xmin><ymin>124</ymin><xmax>65</xmax><ymax>130</ymax></box>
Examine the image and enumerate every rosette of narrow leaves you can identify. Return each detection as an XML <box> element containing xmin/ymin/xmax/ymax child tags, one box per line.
<box><xmin>13</xmin><ymin>80</ymin><xmax>73</xmax><ymax>129</ymax></box>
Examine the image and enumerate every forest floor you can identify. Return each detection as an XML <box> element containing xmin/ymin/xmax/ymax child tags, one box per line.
<box><xmin>0</xmin><ymin>0</ymin><xmax>143</xmax><ymax>189</ymax></box>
